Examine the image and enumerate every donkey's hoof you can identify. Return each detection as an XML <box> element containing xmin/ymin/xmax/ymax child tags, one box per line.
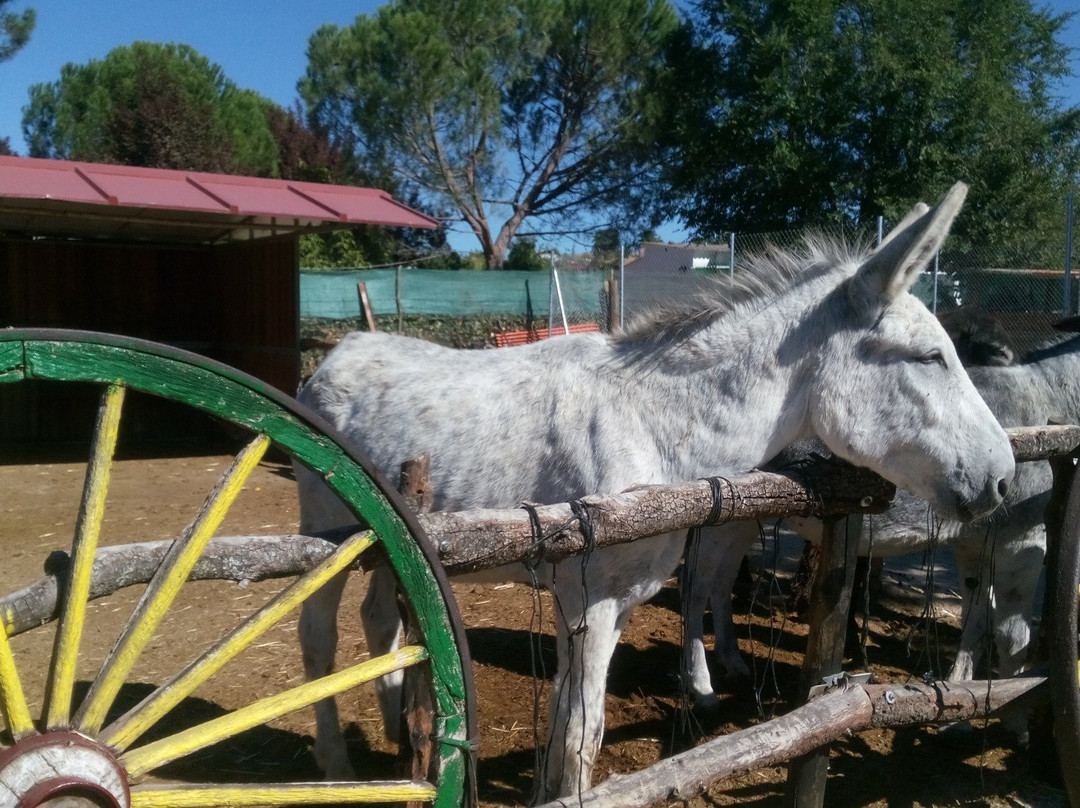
<box><xmin>314</xmin><ymin>746</ymin><xmax>357</xmax><ymax>781</ymax></box>
<box><xmin>691</xmin><ymin>691</ymin><xmax>721</xmax><ymax>713</ymax></box>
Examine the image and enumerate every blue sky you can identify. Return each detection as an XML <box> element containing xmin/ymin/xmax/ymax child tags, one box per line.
<box><xmin>1</xmin><ymin>0</ymin><xmax>1078</xmax><ymax>251</ymax></box>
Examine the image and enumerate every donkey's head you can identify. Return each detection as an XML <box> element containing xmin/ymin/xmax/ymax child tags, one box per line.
<box><xmin>807</xmin><ymin>183</ymin><xmax>1014</xmax><ymax>521</ymax></box>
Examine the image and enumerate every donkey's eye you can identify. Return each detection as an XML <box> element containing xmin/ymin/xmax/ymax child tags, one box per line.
<box><xmin>916</xmin><ymin>349</ymin><xmax>947</xmax><ymax>367</ymax></box>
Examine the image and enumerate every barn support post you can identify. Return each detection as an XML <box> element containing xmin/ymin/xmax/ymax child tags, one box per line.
<box><xmin>784</xmin><ymin>513</ymin><xmax>862</xmax><ymax>808</ymax></box>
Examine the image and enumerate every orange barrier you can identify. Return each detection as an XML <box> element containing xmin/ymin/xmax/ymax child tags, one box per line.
<box><xmin>494</xmin><ymin>322</ymin><xmax>601</xmax><ymax>347</ymax></box>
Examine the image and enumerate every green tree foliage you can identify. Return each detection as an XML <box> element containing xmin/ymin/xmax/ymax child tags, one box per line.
<box><xmin>22</xmin><ymin>42</ymin><xmax>278</xmax><ymax>174</ymax></box>
<box><xmin>660</xmin><ymin>0</ymin><xmax>1080</xmax><ymax>250</ymax></box>
<box><xmin>591</xmin><ymin>227</ymin><xmax>621</xmax><ymax>270</ymax></box>
<box><xmin>301</xmin><ymin>0</ymin><xmax>679</xmax><ymax>268</ymax></box>
<box><xmin>2</xmin><ymin>1</ymin><xmax>34</xmax><ymax>153</ymax></box>
<box><xmin>505</xmin><ymin>236</ymin><xmax>547</xmax><ymax>270</ymax></box>
<box><xmin>19</xmin><ymin>44</ymin><xmax>448</xmax><ymax>267</ymax></box>
<box><xmin>0</xmin><ymin>0</ymin><xmax>33</xmax><ymax>62</ymax></box>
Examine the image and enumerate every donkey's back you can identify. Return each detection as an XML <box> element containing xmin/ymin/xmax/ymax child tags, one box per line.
<box><xmin>298</xmin><ymin>329</ymin><xmax>635</xmax><ymax>514</ymax></box>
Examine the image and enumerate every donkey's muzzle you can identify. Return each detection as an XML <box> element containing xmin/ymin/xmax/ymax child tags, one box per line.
<box><xmin>957</xmin><ymin>473</ymin><xmax>1012</xmax><ymax>522</ymax></box>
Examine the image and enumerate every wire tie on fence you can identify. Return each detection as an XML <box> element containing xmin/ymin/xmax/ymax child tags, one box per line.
<box><xmin>567</xmin><ymin>499</ymin><xmax>596</xmax><ymax>638</ymax></box>
<box><xmin>701</xmin><ymin>476</ymin><xmax>726</xmax><ymax>524</ymax></box>
<box><xmin>569</xmin><ymin>499</ymin><xmax>596</xmax><ymax>555</ymax></box>
<box><xmin>521</xmin><ymin>501</ymin><xmax>546</xmax><ymax>566</ymax></box>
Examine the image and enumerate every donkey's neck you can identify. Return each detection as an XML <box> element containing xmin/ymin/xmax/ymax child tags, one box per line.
<box><xmin>620</xmin><ymin>307</ymin><xmax>814</xmax><ymax>479</ymax></box>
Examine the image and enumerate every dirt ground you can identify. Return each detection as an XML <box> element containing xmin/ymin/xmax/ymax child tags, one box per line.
<box><xmin>0</xmin><ymin>450</ymin><xmax>1070</xmax><ymax>807</ymax></box>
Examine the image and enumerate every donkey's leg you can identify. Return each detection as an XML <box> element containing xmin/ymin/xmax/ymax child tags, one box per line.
<box><xmin>299</xmin><ymin>570</ymin><xmax>356</xmax><ymax>779</ymax></box>
<box><xmin>683</xmin><ymin>524</ymin><xmax>756</xmax><ymax>710</ymax></box>
<box><xmin>683</xmin><ymin>530</ymin><xmax>716</xmax><ymax>710</ymax></box>
<box><xmin>541</xmin><ymin>592</ymin><xmax>623</xmax><ymax>801</ymax></box>
<box><xmin>988</xmin><ymin>525</ymin><xmax>1045</xmax><ymax>679</ymax></box>
<box><xmin>540</xmin><ymin>535</ymin><xmax>684</xmax><ymax>801</ymax></box>
<box><xmin>708</xmin><ymin>523</ymin><xmax>758</xmax><ymax>680</ymax></box>
<box><xmin>949</xmin><ymin>541</ymin><xmax>992</xmax><ymax>682</ymax></box>
<box><xmin>975</xmin><ymin>526</ymin><xmax>1045</xmax><ymax>745</ymax></box>
<box><xmin>360</xmin><ymin>563</ymin><xmax>406</xmax><ymax>744</ymax></box>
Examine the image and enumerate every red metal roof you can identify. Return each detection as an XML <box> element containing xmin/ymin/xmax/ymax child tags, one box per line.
<box><xmin>0</xmin><ymin>155</ymin><xmax>438</xmax><ymax>245</ymax></box>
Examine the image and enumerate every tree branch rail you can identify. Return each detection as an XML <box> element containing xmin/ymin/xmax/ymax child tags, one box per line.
<box><xmin>2</xmin><ymin>425</ymin><xmax>1075</xmax><ymax>639</ymax></box>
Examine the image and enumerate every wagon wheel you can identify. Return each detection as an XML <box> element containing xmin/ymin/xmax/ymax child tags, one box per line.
<box><xmin>0</xmin><ymin>329</ymin><xmax>475</xmax><ymax>808</ymax></box>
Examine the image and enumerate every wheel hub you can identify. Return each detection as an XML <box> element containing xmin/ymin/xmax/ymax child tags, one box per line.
<box><xmin>0</xmin><ymin>731</ymin><xmax>129</xmax><ymax>808</ymax></box>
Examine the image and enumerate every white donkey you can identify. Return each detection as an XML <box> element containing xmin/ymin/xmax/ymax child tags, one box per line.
<box><xmin>683</xmin><ymin>324</ymin><xmax>1080</xmax><ymax>711</ymax></box>
<box><xmin>294</xmin><ymin>183</ymin><xmax>1014</xmax><ymax>800</ymax></box>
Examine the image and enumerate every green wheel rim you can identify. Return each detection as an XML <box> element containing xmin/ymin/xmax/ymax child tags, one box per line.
<box><xmin>0</xmin><ymin>328</ymin><xmax>475</xmax><ymax>808</ymax></box>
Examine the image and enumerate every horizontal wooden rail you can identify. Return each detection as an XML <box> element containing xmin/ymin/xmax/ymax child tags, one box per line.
<box><xmin>3</xmin><ymin>425</ymin><xmax>1077</xmax><ymax>637</ymax></box>
<box><xmin>530</xmin><ymin>674</ymin><xmax>1049</xmax><ymax>808</ymax></box>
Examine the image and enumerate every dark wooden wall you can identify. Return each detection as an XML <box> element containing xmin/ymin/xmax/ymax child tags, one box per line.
<box><xmin>0</xmin><ymin>236</ymin><xmax>300</xmax><ymax>447</ymax></box>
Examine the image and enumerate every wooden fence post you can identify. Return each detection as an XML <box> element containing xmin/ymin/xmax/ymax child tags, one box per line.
<box><xmin>397</xmin><ymin>455</ymin><xmax>438</xmax><ymax>807</ymax></box>
<box><xmin>605</xmin><ymin>277</ymin><xmax>621</xmax><ymax>332</ymax></box>
<box><xmin>784</xmin><ymin>513</ymin><xmax>862</xmax><ymax>808</ymax></box>
<box><xmin>1037</xmin><ymin>450</ymin><xmax>1080</xmax><ymax>805</ymax></box>
<box><xmin>357</xmin><ymin>282</ymin><xmax>377</xmax><ymax>332</ymax></box>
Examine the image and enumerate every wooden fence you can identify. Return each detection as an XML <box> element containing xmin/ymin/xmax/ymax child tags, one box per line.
<box><xmin>3</xmin><ymin>425</ymin><xmax>1079</xmax><ymax>808</ymax></box>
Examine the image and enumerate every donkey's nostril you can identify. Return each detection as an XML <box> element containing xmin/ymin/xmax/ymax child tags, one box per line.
<box><xmin>997</xmin><ymin>477</ymin><xmax>1009</xmax><ymax>499</ymax></box>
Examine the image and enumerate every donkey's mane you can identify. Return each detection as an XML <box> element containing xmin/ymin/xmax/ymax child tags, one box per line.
<box><xmin>1023</xmin><ymin>332</ymin><xmax>1080</xmax><ymax>363</ymax></box>
<box><xmin>615</xmin><ymin>234</ymin><xmax>867</xmax><ymax>349</ymax></box>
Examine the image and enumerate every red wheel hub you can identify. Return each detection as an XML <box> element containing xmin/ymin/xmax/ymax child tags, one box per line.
<box><xmin>0</xmin><ymin>731</ymin><xmax>130</xmax><ymax>808</ymax></box>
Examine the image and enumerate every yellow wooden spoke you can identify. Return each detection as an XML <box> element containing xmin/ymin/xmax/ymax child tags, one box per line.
<box><xmin>102</xmin><ymin>530</ymin><xmax>376</xmax><ymax>751</ymax></box>
<box><xmin>0</xmin><ymin>617</ymin><xmax>34</xmax><ymax>740</ymax></box>
<box><xmin>121</xmin><ymin>645</ymin><xmax>428</xmax><ymax>777</ymax></box>
<box><xmin>75</xmin><ymin>433</ymin><xmax>271</xmax><ymax>733</ymax></box>
<box><xmin>44</xmin><ymin>384</ymin><xmax>125</xmax><ymax>729</ymax></box>
<box><xmin>129</xmin><ymin>780</ymin><xmax>437</xmax><ymax>807</ymax></box>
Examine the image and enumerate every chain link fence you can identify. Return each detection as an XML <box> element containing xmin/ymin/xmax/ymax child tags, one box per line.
<box><xmin>300</xmin><ymin>197</ymin><xmax>1077</xmax><ymax>358</ymax></box>
<box><xmin>614</xmin><ymin>204</ymin><xmax>1077</xmax><ymax>358</ymax></box>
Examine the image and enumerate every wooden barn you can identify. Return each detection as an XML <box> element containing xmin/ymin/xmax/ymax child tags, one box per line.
<box><xmin>0</xmin><ymin>155</ymin><xmax>437</xmax><ymax>447</ymax></box>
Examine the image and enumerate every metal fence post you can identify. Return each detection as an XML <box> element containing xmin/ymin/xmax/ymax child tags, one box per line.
<box><xmin>729</xmin><ymin>231</ymin><xmax>736</xmax><ymax>278</ymax></box>
<box><xmin>619</xmin><ymin>242</ymin><xmax>625</xmax><ymax>327</ymax></box>
<box><xmin>932</xmin><ymin>252</ymin><xmax>940</xmax><ymax>315</ymax></box>
<box><xmin>548</xmin><ymin>253</ymin><xmax>556</xmax><ymax>337</ymax></box>
<box><xmin>1065</xmin><ymin>194</ymin><xmax>1075</xmax><ymax>317</ymax></box>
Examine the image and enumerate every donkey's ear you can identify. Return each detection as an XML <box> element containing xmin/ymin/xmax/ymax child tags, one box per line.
<box><xmin>1053</xmin><ymin>315</ymin><xmax>1080</xmax><ymax>333</ymax></box>
<box><xmin>877</xmin><ymin>202</ymin><xmax>929</xmax><ymax>248</ymax></box>
<box><xmin>852</xmin><ymin>182</ymin><xmax>967</xmax><ymax>309</ymax></box>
